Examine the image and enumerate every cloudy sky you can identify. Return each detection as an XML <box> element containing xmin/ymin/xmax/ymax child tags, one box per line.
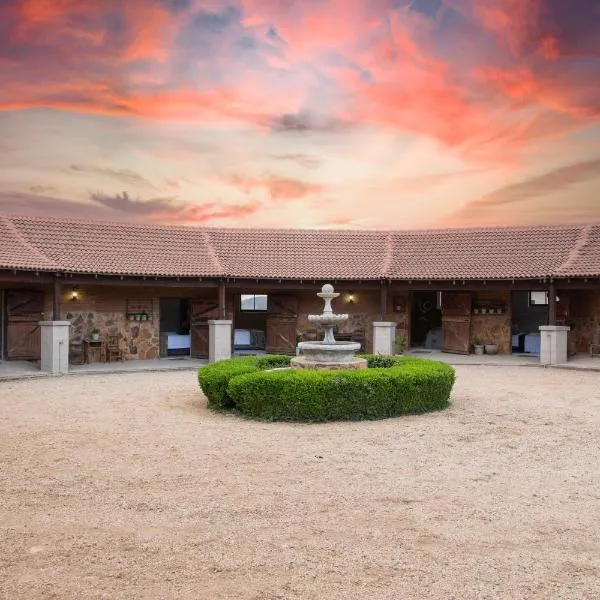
<box><xmin>0</xmin><ymin>0</ymin><xmax>599</xmax><ymax>229</ymax></box>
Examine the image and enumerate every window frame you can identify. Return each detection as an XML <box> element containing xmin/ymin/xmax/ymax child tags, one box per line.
<box><xmin>528</xmin><ymin>291</ymin><xmax>549</xmax><ymax>307</ymax></box>
<box><xmin>239</xmin><ymin>294</ymin><xmax>268</xmax><ymax>312</ymax></box>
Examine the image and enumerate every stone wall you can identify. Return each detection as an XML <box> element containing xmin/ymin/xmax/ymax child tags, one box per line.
<box><xmin>61</xmin><ymin>285</ymin><xmax>217</xmax><ymax>361</ymax></box>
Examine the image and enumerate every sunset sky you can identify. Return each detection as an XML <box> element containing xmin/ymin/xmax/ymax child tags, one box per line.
<box><xmin>0</xmin><ymin>0</ymin><xmax>599</xmax><ymax>229</ymax></box>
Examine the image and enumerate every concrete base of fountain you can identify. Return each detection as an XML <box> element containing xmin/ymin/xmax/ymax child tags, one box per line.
<box><xmin>290</xmin><ymin>341</ymin><xmax>368</xmax><ymax>370</ymax></box>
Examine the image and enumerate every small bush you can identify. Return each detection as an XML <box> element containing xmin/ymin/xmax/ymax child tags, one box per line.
<box><xmin>198</xmin><ymin>355</ymin><xmax>292</xmax><ymax>409</ymax></box>
<box><xmin>227</xmin><ymin>357</ymin><xmax>455</xmax><ymax>422</ymax></box>
<box><xmin>357</xmin><ymin>353</ymin><xmax>400</xmax><ymax>368</ymax></box>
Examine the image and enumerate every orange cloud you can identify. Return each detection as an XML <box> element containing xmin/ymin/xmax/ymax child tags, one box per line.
<box><xmin>441</xmin><ymin>159</ymin><xmax>600</xmax><ymax>227</ymax></box>
<box><xmin>226</xmin><ymin>175</ymin><xmax>324</xmax><ymax>201</ymax></box>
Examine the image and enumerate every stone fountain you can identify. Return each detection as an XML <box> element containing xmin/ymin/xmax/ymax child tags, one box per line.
<box><xmin>290</xmin><ymin>284</ymin><xmax>368</xmax><ymax>370</ymax></box>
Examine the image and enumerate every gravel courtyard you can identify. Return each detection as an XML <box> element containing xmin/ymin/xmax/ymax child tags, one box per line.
<box><xmin>1</xmin><ymin>366</ymin><xmax>599</xmax><ymax>599</ymax></box>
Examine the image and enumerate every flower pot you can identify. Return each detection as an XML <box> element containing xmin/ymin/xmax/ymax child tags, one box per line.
<box><xmin>473</xmin><ymin>344</ymin><xmax>484</xmax><ymax>355</ymax></box>
<box><xmin>91</xmin><ymin>333</ymin><xmax>100</xmax><ymax>341</ymax></box>
<box><xmin>485</xmin><ymin>344</ymin><xmax>498</xmax><ymax>355</ymax></box>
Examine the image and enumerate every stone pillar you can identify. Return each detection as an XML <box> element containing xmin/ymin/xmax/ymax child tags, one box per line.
<box><xmin>39</xmin><ymin>321</ymin><xmax>71</xmax><ymax>375</ymax></box>
<box><xmin>208</xmin><ymin>319</ymin><xmax>232</xmax><ymax>363</ymax></box>
<box><xmin>539</xmin><ymin>325</ymin><xmax>570</xmax><ymax>366</ymax></box>
<box><xmin>372</xmin><ymin>322</ymin><xmax>396</xmax><ymax>355</ymax></box>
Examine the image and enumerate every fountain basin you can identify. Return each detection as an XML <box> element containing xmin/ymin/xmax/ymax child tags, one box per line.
<box><xmin>308</xmin><ymin>314</ymin><xmax>348</xmax><ymax>322</ymax></box>
<box><xmin>291</xmin><ymin>341</ymin><xmax>367</xmax><ymax>370</ymax></box>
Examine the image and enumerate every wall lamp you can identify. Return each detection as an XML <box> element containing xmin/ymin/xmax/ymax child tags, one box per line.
<box><xmin>70</xmin><ymin>288</ymin><xmax>79</xmax><ymax>302</ymax></box>
<box><xmin>345</xmin><ymin>292</ymin><xmax>356</xmax><ymax>304</ymax></box>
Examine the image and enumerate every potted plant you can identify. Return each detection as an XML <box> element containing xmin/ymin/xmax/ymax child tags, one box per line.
<box><xmin>395</xmin><ymin>334</ymin><xmax>406</xmax><ymax>355</ymax></box>
<box><xmin>473</xmin><ymin>337</ymin><xmax>484</xmax><ymax>355</ymax></box>
<box><xmin>91</xmin><ymin>327</ymin><xmax>100</xmax><ymax>342</ymax></box>
<box><xmin>485</xmin><ymin>340</ymin><xmax>499</xmax><ymax>355</ymax></box>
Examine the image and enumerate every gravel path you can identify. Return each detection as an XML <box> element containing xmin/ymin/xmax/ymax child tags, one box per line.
<box><xmin>1</xmin><ymin>367</ymin><xmax>599</xmax><ymax>599</ymax></box>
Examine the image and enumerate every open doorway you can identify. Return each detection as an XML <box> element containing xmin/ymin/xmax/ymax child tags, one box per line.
<box><xmin>234</xmin><ymin>293</ymin><xmax>268</xmax><ymax>354</ymax></box>
<box><xmin>511</xmin><ymin>291</ymin><xmax>548</xmax><ymax>355</ymax></box>
<box><xmin>159</xmin><ymin>298</ymin><xmax>191</xmax><ymax>357</ymax></box>
<box><xmin>411</xmin><ymin>291</ymin><xmax>442</xmax><ymax>349</ymax></box>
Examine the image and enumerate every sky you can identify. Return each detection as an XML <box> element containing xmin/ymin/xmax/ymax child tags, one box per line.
<box><xmin>0</xmin><ymin>0</ymin><xmax>599</xmax><ymax>230</ymax></box>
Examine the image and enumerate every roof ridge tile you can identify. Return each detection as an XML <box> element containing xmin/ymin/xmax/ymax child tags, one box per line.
<box><xmin>554</xmin><ymin>224</ymin><xmax>594</xmax><ymax>276</ymax></box>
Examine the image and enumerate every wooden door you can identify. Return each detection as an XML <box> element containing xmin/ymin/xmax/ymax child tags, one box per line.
<box><xmin>265</xmin><ymin>295</ymin><xmax>298</xmax><ymax>354</ymax></box>
<box><xmin>441</xmin><ymin>292</ymin><xmax>472</xmax><ymax>354</ymax></box>
<box><xmin>6</xmin><ymin>290</ymin><xmax>44</xmax><ymax>360</ymax></box>
<box><xmin>190</xmin><ymin>299</ymin><xmax>219</xmax><ymax>358</ymax></box>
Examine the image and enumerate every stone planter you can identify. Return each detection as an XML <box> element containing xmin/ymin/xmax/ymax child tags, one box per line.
<box><xmin>473</xmin><ymin>344</ymin><xmax>484</xmax><ymax>355</ymax></box>
<box><xmin>484</xmin><ymin>343</ymin><xmax>498</xmax><ymax>355</ymax></box>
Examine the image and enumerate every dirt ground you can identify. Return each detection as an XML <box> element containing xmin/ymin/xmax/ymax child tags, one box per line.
<box><xmin>1</xmin><ymin>366</ymin><xmax>599</xmax><ymax>600</ymax></box>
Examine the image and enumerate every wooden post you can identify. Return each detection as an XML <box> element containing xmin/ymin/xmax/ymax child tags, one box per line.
<box><xmin>548</xmin><ymin>280</ymin><xmax>557</xmax><ymax>325</ymax></box>
<box><xmin>380</xmin><ymin>283</ymin><xmax>388</xmax><ymax>321</ymax></box>
<box><xmin>218</xmin><ymin>282</ymin><xmax>226</xmax><ymax>319</ymax></box>
<box><xmin>53</xmin><ymin>276</ymin><xmax>61</xmax><ymax>321</ymax></box>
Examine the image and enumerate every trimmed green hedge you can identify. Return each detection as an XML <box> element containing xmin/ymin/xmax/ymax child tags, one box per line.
<box><xmin>197</xmin><ymin>354</ymin><xmax>292</xmax><ymax>409</ymax></box>
<box><xmin>198</xmin><ymin>354</ymin><xmax>454</xmax><ymax>421</ymax></box>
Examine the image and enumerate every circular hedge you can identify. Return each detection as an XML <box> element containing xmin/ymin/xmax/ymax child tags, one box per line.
<box><xmin>198</xmin><ymin>354</ymin><xmax>455</xmax><ymax>422</ymax></box>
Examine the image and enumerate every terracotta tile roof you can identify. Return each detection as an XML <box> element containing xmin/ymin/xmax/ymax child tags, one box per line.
<box><xmin>0</xmin><ymin>215</ymin><xmax>58</xmax><ymax>271</ymax></box>
<box><xmin>4</xmin><ymin>215</ymin><xmax>222</xmax><ymax>277</ymax></box>
<box><xmin>206</xmin><ymin>228</ymin><xmax>389</xmax><ymax>279</ymax></box>
<box><xmin>385</xmin><ymin>225</ymin><xmax>588</xmax><ymax>280</ymax></box>
<box><xmin>1</xmin><ymin>214</ymin><xmax>598</xmax><ymax>280</ymax></box>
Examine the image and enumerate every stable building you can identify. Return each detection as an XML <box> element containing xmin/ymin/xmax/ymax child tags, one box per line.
<box><xmin>1</xmin><ymin>214</ymin><xmax>599</xmax><ymax>373</ymax></box>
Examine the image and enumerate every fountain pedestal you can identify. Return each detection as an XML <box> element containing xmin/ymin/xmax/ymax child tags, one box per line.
<box><xmin>290</xmin><ymin>284</ymin><xmax>367</xmax><ymax>371</ymax></box>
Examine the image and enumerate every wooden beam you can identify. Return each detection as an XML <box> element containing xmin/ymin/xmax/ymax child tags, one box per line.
<box><xmin>0</xmin><ymin>271</ymin><xmax>54</xmax><ymax>284</ymax></box>
<box><xmin>390</xmin><ymin>280</ymin><xmax>553</xmax><ymax>292</ymax></box>
<box><xmin>218</xmin><ymin>282</ymin><xmax>226</xmax><ymax>319</ymax></box>
<box><xmin>64</xmin><ymin>276</ymin><xmax>219</xmax><ymax>288</ymax></box>
<box><xmin>225</xmin><ymin>280</ymin><xmax>382</xmax><ymax>291</ymax></box>
<box><xmin>548</xmin><ymin>280</ymin><xmax>557</xmax><ymax>325</ymax></box>
<box><xmin>53</xmin><ymin>276</ymin><xmax>61</xmax><ymax>320</ymax></box>
<box><xmin>380</xmin><ymin>283</ymin><xmax>388</xmax><ymax>320</ymax></box>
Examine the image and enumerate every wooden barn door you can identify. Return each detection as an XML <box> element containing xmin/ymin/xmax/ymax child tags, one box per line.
<box><xmin>6</xmin><ymin>290</ymin><xmax>44</xmax><ymax>360</ymax></box>
<box><xmin>190</xmin><ymin>299</ymin><xmax>219</xmax><ymax>358</ymax></box>
<box><xmin>441</xmin><ymin>292</ymin><xmax>472</xmax><ymax>354</ymax></box>
<box><xmin>265</xmin><ymin>295</ymin><xmax>298</xmax><ymax>354</ymax></box>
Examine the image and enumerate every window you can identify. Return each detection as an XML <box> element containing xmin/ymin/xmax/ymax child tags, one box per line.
<box><xmin>240</xmin><ymin>294</ymin><xmax>268</xmax><ymax>311</ymax></box>
<box><xmin>528</xmin><ymin>291</ymin><xmax>548</xmax><ymax>306</ymax></box>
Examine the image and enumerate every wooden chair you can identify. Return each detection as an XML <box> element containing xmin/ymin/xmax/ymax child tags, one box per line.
<box><xmin>106</xmin><ymin>335</ymin><xmax>124</xmax><ymax>362</ymax></box>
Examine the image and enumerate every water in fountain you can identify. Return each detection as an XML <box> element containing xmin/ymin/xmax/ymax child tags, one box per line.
<box><xmin>290</xmin><ymin>284</ymin><xmax>368</xmax><ymax>370</ymax></box>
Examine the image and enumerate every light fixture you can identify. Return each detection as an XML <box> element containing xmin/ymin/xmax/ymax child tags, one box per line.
<box><xmin>71</xmin><ymin>289</ymin><xmax>79</xmax><ymax>302</ymax></box>
<box><xmin>346</xmin><ymin>292</ymin><xmax>356</xmax><ymax>304</ymax></box>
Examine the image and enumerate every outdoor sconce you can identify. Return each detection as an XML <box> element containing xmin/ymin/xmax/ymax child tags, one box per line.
<box><xmin>71</xmin><ymin>289</ymin><xmax>79</xmax><ymax>302</ymax></box>
<box><xmin>346</xmin><ymin>292</ymin><xmax>356</xmax><ymax>304</ymax></box>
